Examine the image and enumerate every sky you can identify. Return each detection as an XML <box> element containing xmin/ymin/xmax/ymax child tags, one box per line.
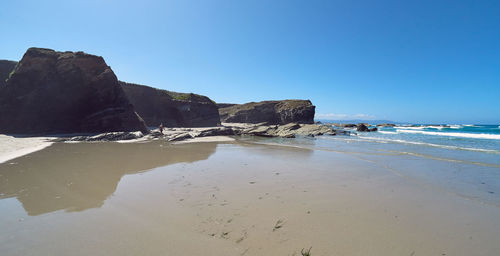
<box><xmin>1</xmin><ymin>0</ymin><xmax>499</xmax><ymax>124</ymax></box>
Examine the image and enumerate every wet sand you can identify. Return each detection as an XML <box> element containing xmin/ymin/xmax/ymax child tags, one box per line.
<box><xmin>1</xmin><ymin>139</ymin><xmax>499</xmax><ymax>255</ymax></box>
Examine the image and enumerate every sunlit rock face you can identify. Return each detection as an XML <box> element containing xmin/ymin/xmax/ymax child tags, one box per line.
<box><xmin>121</xmin><ymin>81</ymin><xmax>220</xmax><ymax>128</ymax></box>
<box><xmin>219</xmin><ymin>100</ymin><xmax>315</xmax><ymax>125</ymax></box>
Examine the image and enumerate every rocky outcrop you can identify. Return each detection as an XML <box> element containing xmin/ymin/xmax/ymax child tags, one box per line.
<box><xmin>376</xmin><ymin>123</ymin><xmax>396</xmax><ymax>127</ymax></box>
<box><xmin>0</xmin><ymin>60</ymin><xmax>17</xmax><ymax>87</ymax></box>
<box><xmin>55</xmin><ymin>121</ymin><xmax>343</xmax><ymax>143</ymax></box>
<box><xmin>120</xmin><ymin>82</ymin><xmax>220</xmax><ymax>127</ymax></box>
<box><xmin>57</xmin><ymin>131</ymin><xmax>145</xmax><ymax>142</ymax></box>
<box><xmin>334</xmin><ymin>123</ymin><xmax>357</xmax><ymax>128</ymax></box>
<box><xmin>237</xmin><ymin>123</ymin><xmax>335</xmax><ymax>138</ymax></box>
<box><xmin>219</xmin><ymin>100</ymin><xmax>315</xmax><ymax>125</ymax></box>
<box><xmin>356</xmin><ymin>123</ymin><xmax>377</xmax><ymax>132</ymax></box>
<box><xmin>0</xmin><ymin>48</ymin><xmax>148</xmax><ymax>134</ymax></box>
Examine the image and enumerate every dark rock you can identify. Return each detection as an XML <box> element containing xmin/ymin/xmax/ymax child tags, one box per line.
<box><xmin>336</xmin><ymin>130</ymin><xmax>353</xmax><ymax>136</ymax></box>
<box><xmin>341</xmin><ymin>123</ymin><xmax>357</xmax><ymax>128</ymax></box>
<box><xmin>356</xmin><ymin>123</ymin><xmax>369</xmax><ymax>132</ymax></box>
<box><xmin>167</xmin><ymin>132</ymin><xmax>193</xmax><ymax>142</ymax></box>
<box><xmin>198</xmin><ymin>127</ymin><xmax>235</xmax><ymax>137</ymax></box>
<box><xmin>121</xmin><ymin>81</ymin><xmax>220</xmax><ymax>128</ymax></box>
<box><xmin>356</xmin><ymin>123</ymin><xmax>377</xmax><ymax>132</ymax></box>
<box><xmin>228</xmin><ymin>123</ymin><xmax>335</xmax><ymax>138</ymax></box>
<box><xmin>376</xmin><ymin>123</ymin><xmax>396</xmax><ymax>127</ymax></box>
<box><xmin>0</xmin><ymin>60</ymin><xmax>17</xmax><ymax>87</ymax></box>
<box><xmin>0</xmin><ymin>48</ymin><xmax>148</xmax><ymax>134</ymax></box>
<box><xmin>243</xmin><ymin>125</ymin><xmax>277</xmax><ymax>137</ymax></box>
<box><xmin>58</xmin><ymin>131</ymin><xmax>145</xmax><ymax>142</ymax></box>
<box><xmin>219</xmin><ymin>100</ymin><xmax>315</xmax><ymax>125</ymax></box>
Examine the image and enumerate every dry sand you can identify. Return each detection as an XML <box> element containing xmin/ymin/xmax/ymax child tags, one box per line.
<box><xmin>0</xmin><ymin>140</ymin><xmax>499</xmax><ymax>256</ymax></box>
<box><xmin>0</xmin><ymin>135</ymin><xmax>53</xmax><ymax>164</ymax></box>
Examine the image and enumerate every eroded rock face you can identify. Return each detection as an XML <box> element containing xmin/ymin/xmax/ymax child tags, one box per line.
<box><xmin>0</xmin><ymin>48</ymin><xmax>148</xmax><ymax>134</ymax></box>
<box><xmin>120</xmin><ymin>82</ymin><xmax>220</xmax><ymax>127</ymax></box>
<box><xmin>219</xmin><ymin>100</ymin><xmax>315</xmax><ymax>125</ymax></box>
<box><xmin>0</xmin><ymin>60</ymin><xmax>17</xmax><ymax>87</ymax></box>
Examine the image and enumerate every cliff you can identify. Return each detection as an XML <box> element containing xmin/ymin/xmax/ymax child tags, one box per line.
<box><xmin>120</xmin><ymin>82</ymin><xmax>220</xmax><ymax>127</ymax></box>
<box><xmin>0</xmin><ymin>48</ymin><xmax>148</xmax><ymax>134</ymax></box>
<box><xmin>0</xmin><ymin>60</ymin><xmax>17</xmax><ymax>87</ymax></box>
<box><xmin>219</xmin><ymin>100</ymin><xmax>315</xmax><ymax>124</ymax></box>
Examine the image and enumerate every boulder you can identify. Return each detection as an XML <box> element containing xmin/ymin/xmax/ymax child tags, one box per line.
<box><xmin>0</xmin><ymin>48</ymin><xmax>148</xmax><ymax>134</ymax></box>
<box><xmin>356</xmin><ymin>123</ymin><xmax>377</xmax><ymax>132</ymax></box>
<box><xmin>356</xmin><ymin>123</ymin><xmax>369</xmax><ymax>132</ymax></box>
<box><xmin>120</xmin><ymin>82</ymin><xmax>220</xmax><ymax>128</ymax></box>
<box><xmin>219</xmin><ymin>100</ymin><xmax>315</xmax><ymax>125</ymax></box>
<box><xmin>243</xmin><ymin>125</ymin><xmax>277</xmax><ymax>137</ymax></box>
<box><xmin>295</xmin><ymin>124</ymin><xmax>336</xmax><ymax>137</ymax></box>
<box><xmin>168</xmin><ymin>132</ymin><xmax>193</xmax><ymax>142</ymax></box>
<box><xmin>376</xmin><ymin>123</ymin><xmax>396</xmax><ymax>127</ymax></box>
<box><xmin>198</xmin><ymin>127</ymin><xmax>235</xmax><ymax>137</ymax></box>
<box><xmin>341</xmin><ymin>123</ymin><xmax>357</xmax><ymax>128</ymax></box>
<box><xmin>0</xmin><ymin>60</ymin><xmax>17</xmax><ymax>87</ymax></box>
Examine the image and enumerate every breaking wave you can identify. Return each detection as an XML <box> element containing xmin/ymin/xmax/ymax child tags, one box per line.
<box><xmin>395</xmin><ymin>129</ymin><xmax>500</xmax><ymax>140</ymax></box>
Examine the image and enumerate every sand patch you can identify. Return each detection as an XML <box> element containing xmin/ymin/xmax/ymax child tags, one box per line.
<box><xmin>0</xmin><ymin>134</ymin><xmax>53</xmax><ymax>164</ymax></box>
<box><xmin>173</xmin><ymin>136</ymin><xmax>235</xmax><ymax>144</ymax></box>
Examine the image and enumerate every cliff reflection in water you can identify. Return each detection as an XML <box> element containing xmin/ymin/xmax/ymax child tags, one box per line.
<box><xmin>0</xmin><ymin>141</ymin><xmax>218</xmax><ymax>216</ymax></box>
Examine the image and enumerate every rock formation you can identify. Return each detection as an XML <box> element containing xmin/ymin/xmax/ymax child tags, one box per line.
<box><xmin>120</xmin><ymin>82</ymin><xmax>220</xmax><ymax>127</ymax></box>
<box><xmin>216</xmin><ymin>103</ymin><xmax>236</xmax><ymax>108</ymax></box>
<box><xmin>0</xmin><ymin>48</ymin><xmax>148</xmax><ymax>134</ymax></box>
<box><xmin>219</xmin><ymin>100</ymin><xmax>315</xmax><ymax>125</ymax></box>
<box><xmin>0</xmin><ymin>60</ymin><xmax>17</xmax><ymax>87</ymax></box>
<box><xmin>59</xmin><ymin>122</ymin><xmax>339</xmax><ymax>142</ymax></box>
<box><xmin>356</xmin><ymin>123</ymin><xmax>377</xmax><ymax>132</ymax></box>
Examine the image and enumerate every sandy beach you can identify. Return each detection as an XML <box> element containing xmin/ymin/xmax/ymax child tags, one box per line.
<box><xmin>0</xmin><ymin>135</ymin><xmax>53</xmax><ymax>164</ymax></box>
<box><xmin>1</xmin><ymin>138</ymin><xmax>499</xmax><ymax>256</ymax></box>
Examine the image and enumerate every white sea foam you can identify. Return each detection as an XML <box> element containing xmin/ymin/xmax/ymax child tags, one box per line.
<box><xmin>359</xmin><ymin>136</ymin><xmax>500</xmax><ymax>154</ymax></box>
<box><xmin>378</xmin><ymin>131</ymin><xmax>398</xmax><ymax>135</ymax></box>
<box><xmin>396</xmin><ymin>129</ymin><xmax>500</xmax><ymax>140</ymax></box>
<box><xmin>394</xmin><ymin>125</ymin><xmax>448</xmax><ymax>130</ymax></box>
<box><xmin>428</xmin><ymin>125</ymin><xmax>445</xmax><ymax>130</ymax></box>
<box><xmin>319</xmin><ymin>135</ymin><xmax>500</xmax><ymax>154</ymax></box>
<box><xmin>448</xmin><ymin>125</ymin><xmax>462</xmax><ymax>129</ymax></box>
<box><xmin>394</xmin><ymin>126</ymin><xmax>425</xmax><ymax>130</ymax></box>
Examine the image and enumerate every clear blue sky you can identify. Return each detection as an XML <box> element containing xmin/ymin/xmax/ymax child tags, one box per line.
<box><xmin>1</xmin><ymin>0</ymin><xmax>499</xmax><ymax>124</ymax></box>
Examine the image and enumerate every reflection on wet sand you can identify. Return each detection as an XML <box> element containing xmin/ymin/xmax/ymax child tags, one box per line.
<box><xmin>0</xmin><ymin>141</ymin><xmax>217</xmax><ymax>216</ymax></box>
